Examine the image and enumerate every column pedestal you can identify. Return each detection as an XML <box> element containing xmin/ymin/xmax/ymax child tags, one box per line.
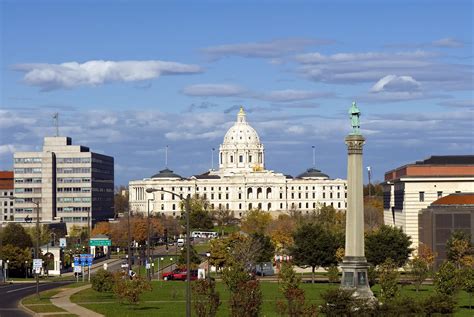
<box><xmin>340</xmin><ymin>256</ymin><xmax>373</xmax><ymax>298</ymax></box>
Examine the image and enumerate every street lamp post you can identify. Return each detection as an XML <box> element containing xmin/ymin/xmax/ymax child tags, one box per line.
<box><xmin>147</xmin><ymin>198</ymin><xmax>153</xmax><ymax>281</ymax></box>
<box><xmin>146</xmin><ymin>187</ymin><xmax>191</xmax><ymax>317</ymax></box>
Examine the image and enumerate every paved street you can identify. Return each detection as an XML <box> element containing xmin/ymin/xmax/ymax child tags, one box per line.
<box><xmin>0</xmin><ymin>281</ymin><xmax>72</xmax><ymax>317</ymax></box>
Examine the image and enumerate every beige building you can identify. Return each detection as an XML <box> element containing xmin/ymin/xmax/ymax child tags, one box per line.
<box><xmin>0</xmin><ymin>171</ymin><xmax>14</xmax><ymax>222</ymax></box>
<box><xmin>129</xmin><ymin>108</ymin><xmax>347</xmax><ymax>217</ymax></box>
<box><xmin>13</xmin><ymin>136</ymin><xmax>114</xmax><ymax>228</ymax></box>
<box><xmin>383</xmin><ymin>156</ymin><xmax>474</xmax><ymax>249</ymax></box>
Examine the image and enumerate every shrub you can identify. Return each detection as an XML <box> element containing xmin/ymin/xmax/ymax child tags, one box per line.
<box><xmin>422</xmin><ymin>293</ymin><xmax>456</xmax><ymax>315</ymax></box>
<box><xmin>377</xmin><ymin>296</ymin><xmax>422</xmax><ymax>317</ymax></box>
<box><xmin>434</xmin><ymin>261</ymin><xmax>460</xmax><ymax>296</ymax></box>
<box><xmin>91</xmin><ymin>269</ymin><xmax>114</xmax><ymax>293</ymax></box>
<box><xmin>377</xmin><ymin>258</ymin><xmax>399</xmax><ymax>302</ymax></box>
<box><xmin>229</xmin><ymin>280</ymin><xmax>262</xmax><ymax>317</ymax></box>
<box><xmin>319</xmin><ymin>288</ymin><xmax>355</xmax><ymax>316</ymax></box>
<box><xmin>192</xmin><ymin>279</ymin><xmax>220</xmax><ymax>317</ymax></box>
<box><xmin>113</xmin><ymin>275</ymin><xmax>152</xmax><ymax>304</ymax></box>
<box><xmin>327</xmin><ymin>265</ymin><xmax>339</xmax><ymax>284</ymax></box>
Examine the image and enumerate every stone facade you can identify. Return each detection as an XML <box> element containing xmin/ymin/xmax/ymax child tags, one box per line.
<box><xmin>129</xmin><ymin>108</ymin><xmax>347</xmax><ymax>217</ymax></box>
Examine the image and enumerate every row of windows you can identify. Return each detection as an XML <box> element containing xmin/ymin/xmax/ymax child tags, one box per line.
<box><xmin>14</xmin><ymin>168</ymin><xmax>41</xmax><ymax>174</ymax></box>
<box><xmin>91</xmin><ymin>168</ymin><xmax>112</xmax><ymax>174</ymax></box>
<box><xmin>419</xmin><ymin>191</ymin><xmax>445</xmax><ymax>202</ymax></box>
<box><xmin>58</xmin><ymin>177</ymin><xmax>91</xmax><ymax>183</ymax></box>
<box><xmin>2</xmin><ymin>191</ymin><xmax>13</xmax><ymax>196</ymax></box>
<box><xmin>63</xmin><ymin>217</ymin><xmax>88</xmax><ymax>223</ymax></box>
<box><xmin>58</xmin><ymin>197</ymin><xmax>91</xmax><ymax>203</ymax></box>
<box><xmin>57</xmin><ymin>168</ymin><xmax>91</xmax><ymax>174</ymax></box>
<box><xmin>57</xmin><ymin>207</ymin><xmax>90</xmax><ymax>212</ymax></box>
<box><xmin>57</xmin><ymin>187</ymin><xmax>91</xmax><ymax>193</ymax></box>
<box><xmin>15</xmin><ymin>208</ymin><xmax>34</xmax><ymax>213</ymax></box>
<box><xmin>155</xmin><ymin>201</ymin><xmax>346</xmax><ymax>212</ymax></box>
<box><xmin>15</xmin><ymin>178</ymin><xmax>42</xmax><ymax>184</ymax></box>
<box><xmin>3</xmin><ymin>201</ymin><xmax>13</xmax><ymax>206</ymax></box>
<box><xmin>14</xmin><ymin>157</ymin><xmax>42</xmax><ymax>164</ymax></box>
<box><xmin>57</xmin><ymin>157</ymin><xmax>90</xmax><ymax>164</ymax></box>
<box><xmin>15</xmin><ymin>188</ymin><xmax>42</xmax><ymax>193</ymax></box>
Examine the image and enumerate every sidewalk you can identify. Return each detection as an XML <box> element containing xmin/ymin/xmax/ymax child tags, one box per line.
<box><xmin>50</xmin><ymin>284</ymin><xmax>103</xmax><ymax>317</ymax></box>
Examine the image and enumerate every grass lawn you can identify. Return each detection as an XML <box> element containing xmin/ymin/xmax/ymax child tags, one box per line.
<box><xmin>21</xmin><ymin>282</ymin><xmax>87</xmax><ymax>314</ymax></box>
<box><xmin>136</xmin><ymin>255</ymin><xmax>177</xmax><ymax>276</ymax></box>
<box><xmin>70</xmin><ymin>280</ymin><xmax>473</xmax><ymax>316</ymax></box>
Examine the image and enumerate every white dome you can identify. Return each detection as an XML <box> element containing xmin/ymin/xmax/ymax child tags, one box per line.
<box><xmin>223</xmin><ymin>108</ymin><xmax>261</xmax><ymax>146</ymax></box>
<box><xmin>218</xmin><ymin>107</ymin><xmax>265</xmax><ymax>173</ymax></box>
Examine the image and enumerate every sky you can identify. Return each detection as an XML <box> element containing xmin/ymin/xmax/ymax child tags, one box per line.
<box><xmin>1</xmin><ymin>0</ymin><xmax>473</xmax><ymax>186</ymax></box>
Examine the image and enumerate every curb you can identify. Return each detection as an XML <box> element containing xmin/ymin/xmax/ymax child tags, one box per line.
<box><xmin>19</xmin><ymin>298</ymin><xmax>39</xmax><ymax>316</ymax></box>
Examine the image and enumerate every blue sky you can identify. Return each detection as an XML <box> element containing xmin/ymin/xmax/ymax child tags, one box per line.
<box><xmin>1</xmin><ymin>0</ymin><xmax>473</xmax><ymax>186</ymax></box>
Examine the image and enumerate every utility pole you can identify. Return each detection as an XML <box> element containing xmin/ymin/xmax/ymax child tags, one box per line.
<box><xmin>34</xmin><ymin>200</ymin><xmax>40</xmax><ymax>298</ymax></box>
<box><xmin>367</xmin><ymin>166</ymin><xmax>372</xmax><ymax>198</ymax></box>
<box><xmin>147</xmin><ymin>198</ymin><xmax>153</xmax><ymax>281</ymax></box>
<box><xmin>127</xmin><ymin>210</ymin><xmax>131</xmax><ymax>274</ymax></box>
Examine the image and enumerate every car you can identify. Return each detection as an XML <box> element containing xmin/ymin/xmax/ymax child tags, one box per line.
<box><xmin>162</xmin><ymin>268</ymin><xmax>182</xmax><ymax>281</ymax></box>
<box><xmin>172</xmin><ymin>270</ymin><xmax>198</xmax><ymax>281</ymax></box>
<box><xmin>254</xmin><ymin>262</ymin><xmax>275</xmax><ymax>276</ymax></box>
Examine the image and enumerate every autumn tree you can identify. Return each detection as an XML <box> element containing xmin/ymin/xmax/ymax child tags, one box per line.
<box><xmin>251</xmin><ymin>233</ymin><xmax>275</xmax><ymax>269</ymax></box>
<box><xmin>213</xmin><ymin>206</ymin><xmax>234</xmax><ymax>235</ymax></box>
<box><xmin>409</xmin><ymin>244</ymin><xmax>436</xmax><ymax>292</ymax></box>
<box><xmin>378</xmin><ymin>258</ymin><xmax>400</xmax><ymax>302</ymax></box>
<box><xmin>364</xmin><ymin>196</ymin><xmax>384</xmax><ymax>231</ymax></box>
<box><xmin>266</xmin><ymin>214</ymin><xmax>296</xmax><ymax>253</ymax></box>
<box><xmin>291</xmin><ymin>222</ymin><xmax>343</xmax><ymax>283</ymax></box>
<box><xmin>91</xmin><ymin>221</ymin><xmax>111</xmax><ymax>236</ymax></box>
<box><xmin>240</xmin><ymin>209</ymin><xmax>272</xmax><ymax>235</ymax></box>
<box><xmin>446</xmin><ymin>230</ymin><xmax>473</xmax><ymax>268</ymax></box>
<box><xmin>192</xmin><ymin>279</ymin><xmax>221</xmax><ymax>317</ymax></box>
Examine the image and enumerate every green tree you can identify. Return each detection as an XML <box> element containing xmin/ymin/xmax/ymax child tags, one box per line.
<box><xmin>177</xmin><ymin>245</ymin><xmax>202</xmax><ymax>269</ymax></box>
<box><xmin>91</xmin><ymin>269</ymin><xmax>114</xmax><ymax>292</ymax></box>
<box><xmin>290</xmin><ymin>223</ymin><xmax>343</xmax><ymax>283</ymax></box>
<box><xmin>461</xmin><ymin>266</ymin><xmax>474</xmax><ymax>309</ymax></box>
<box><xmin>365</xmin><ymin>225</ymin><xmax>413</xmax><ymax>267</ymax></box>
<box><xmin>2</xmin><ymin>244</ymin><xmax>32</xmax><ymax>277</ymax></box>
<box><xmin>1</xmin><ymin>223</ymin><xmax>33</xmax><ymax>249</ymax></box>
<box><xmin>240</xmin><ymin>209</ymin><xmax>272</xmax><ymax>235</ymax></box>
<box><xmin>251</xmin><ymin>233</ymin><xmax>275</xmax><ymax>264</ymax></box>
<box><xmin>25</xmin><ymin>224</ymin><xmax>51</xmax><ymax>246</ymax></box>
<box><xmin>114</xmin><ymin>185</ymin><xmax>129</xmax><ymax>218</ymax></box>
<box><xmin>409</xmin><ymin>256</ymin><xmax>430</xmax><ymax>293</ymax></box>
<box><xmin>434</xmin><ymin>261</ymin><xmax>460</xmax><ymax>296</ymax></box>
<box><xmin>181</xmin><ymin>195</ymin><xmax>213</xmax><ymax>230</ymax></box>
<box><xmin>213</xmin><ymin>206</ymin><xmax>233</xmax><ymax>236</ymax></box>
<box><xmin>315</xmin><ymin>205</ymin><xmax>345</xmax><ymax>234</ymax></box>
<box><xmin>113</xmin><ymin>275</ymin><xmax>152</xmax><ymax>304</ymax></box>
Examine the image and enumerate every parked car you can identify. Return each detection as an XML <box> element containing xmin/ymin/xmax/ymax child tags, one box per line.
<box><xmin>172</xmin><ymin>270</ymin><xmax>198</xmax><ymax>281</ymax></box>
<box><xmin>254</xmin><ymin>262</ymin><xmax>275</xmax><ymax>276</ymax></box>
<box><xmin>162</xmin><ymin>268</ymin><xmax>183</xmax><ymax>281</ymax></box>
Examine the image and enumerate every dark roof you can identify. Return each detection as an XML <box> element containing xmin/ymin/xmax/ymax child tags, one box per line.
<box><xmin>193</xmin><ymin>171</ymin><xmax>221</xmax><ymax>179</ymax></box>
<box><xmin>284</xmin><ymin>174</ymin><xmax>293</xmax><ymax>179</ymax></box>
<box><xmin>296</xmin><ymin>168</ymin><xmax>329</xmax><ymax>179</ymax></box>
<box><xmin>432</xmin><ymin>193</ymin><xmax>474</xmax><ymax>205</ymax></box>
<box><xmin>150</xmin><ymin>168</ymin><xmax>182</xmax><ymax>179</ymax></box>
<box><xmin>416</xmin><ymin>155</ymin><xmax>474</xmax><ymax>165</ymax></box>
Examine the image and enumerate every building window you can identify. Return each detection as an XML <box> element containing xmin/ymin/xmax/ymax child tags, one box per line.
<box><xmin>172</xmin><ymin>204</ymin><xmax>176</xmax><ymax>210</ymax></box>
<box><xmin>249</xmin><ymin>155</ymin><xmax>252</xmax><ymax>162</ymax></box>
<box><xmin>239</xmin><ymin>203</ymin><xmax>242</xmax><ymax>209</ymax></box>
<box><xmin>226</xmin><ymin>193</ymin><xmax>229</xmax><ymax>199</ymax></box>
<box><xmin>230</xmin><ymin>155</ymin><xmax>234</xmax><ymax>163</ymax></box>
<box><xmin>419</xmin><ymin>192</ymin><xmax>425</xmax><ymax>202</ymax></box>
<box><xmin>338</xmin><ymin>202</ymin><xmax>341</xmax><ymax>208</ymax></box>
<box><xmin>239</xmin><ymin>155</ymin><xmax>243</xmax><ymax>163</ymax></box>
<box><xmin>280</xmin><ymin>203</ymin><xmax>283</xmax><ymax>209</ymax></box>
<box><xmin>323</xmin><ymin>192</ymin><xmax>326</xmax><ymax>199</ymax></box>
<box><xmin>437</xmin><ymin>191</ymin><xmax>443</xmax><ymax>198</ymax></box>
<box><xmin>238</xmin><ymin>193</ymin><xmax>242</xmax><ymax>199</ymax></box>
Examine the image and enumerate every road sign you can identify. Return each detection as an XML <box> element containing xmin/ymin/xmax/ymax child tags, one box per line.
<box><xmin>33</xmin><ymin>258</ymin><xmax>43</xmax><ymax>270</ymax></box>
<box><xmin>59</xmin><ymin>238</ymin><xmax>67</xmax><ymax>247</ymax></box>
<box><xmin>89</xmin><ymin>239</ymin><xmax>111</xmax><ymax>247</ymax></box>
<box><xmin>80</xmin><ymin>254</ymin><xmax>93</xmax><ymax>267</ymax></box>
<box><xmin>74</xmin><ymin>265</ymin><xmax>82</xmax><ymax>273</ymax></box>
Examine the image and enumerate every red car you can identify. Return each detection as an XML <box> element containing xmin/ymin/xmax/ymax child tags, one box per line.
<box><xmin>162</xmin><ymin>268</ymin><xmax>182</xmax><ymax>281</ymax></box>
<box><xmin>172</xmin><ymin>270</ymin><xmax>198</xmax><ymax>281</ymax></box>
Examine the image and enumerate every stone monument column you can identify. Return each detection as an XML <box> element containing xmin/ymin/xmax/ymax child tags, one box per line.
<box><xmin>340</xmin><ymin>102</ymin><xmax>374</xmax><ymax>299</ymax></box>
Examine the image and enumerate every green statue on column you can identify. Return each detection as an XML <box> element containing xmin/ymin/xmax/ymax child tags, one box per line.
<box><xmin>349</xmin><ymin>101</ymin><xmax>361</xmax><ymax>135</ymax></box>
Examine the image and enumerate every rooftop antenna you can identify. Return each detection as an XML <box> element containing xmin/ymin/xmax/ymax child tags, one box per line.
<box><xmin>312</xmin><ymin>145</ymin><xmax>316</xmax><ymax>167</ymax></box>
<box><xmin>52</xmin><ymin>113</ymin><xmax>59</xmax><ymax>136</ymax></box>
<box><xmin>211</xmin><ymin>148</ymin><xmax>215</xmax><ymax>170</ymax></box>
<box><xmin>165</xmin><ymin>145</ymin><xmax>169</xmax><ymax>168</ymax></box>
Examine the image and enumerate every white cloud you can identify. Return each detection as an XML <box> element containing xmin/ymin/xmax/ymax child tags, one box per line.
<box><xmin>294</xmin><ymin>50</ymin><xmax>472</xmax><ymax>92</ymax></box>
<box><xmin>14</xmin><ymin>60</ymin><xmax>203</xmax><ymax>90</ymax></box>
<box><xmin>202</xmin><ymin>38</ymin><xmax>332</xmax><ymax>60</ymax></box>
<box><xmin>432</xmin><ymin>37</ymin><xmax>464</xmax><ymax>48</ymax></box>
<box><xmin>258</xmin><ymin>89</ymin><xmax>333</xmax><ymax>102</ymax></box>
<box><xmin>370</xmin><ymin>75</ymin><xmax>421</xmax><ymax>93</ymax></box>
<box><xmin>181</xmin><ymin>84</ymin><xmax>246</xmax><ymax>97</ymax></box>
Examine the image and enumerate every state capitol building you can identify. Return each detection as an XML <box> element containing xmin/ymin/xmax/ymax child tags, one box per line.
<box><xmin>129</xmin><ymin>108</ymin><xmax>347</xmax><ymax>217</ymax></box>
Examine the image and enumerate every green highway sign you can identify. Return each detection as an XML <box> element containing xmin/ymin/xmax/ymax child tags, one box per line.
<box><xmin>90</xmin><ymin>239</ymin><xmax>111</xmax><ymax>247</ymax></box>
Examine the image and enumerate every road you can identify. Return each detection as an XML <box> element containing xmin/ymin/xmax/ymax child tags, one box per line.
<box><xmin>0</xmin><ymin>281</ymin><xmax>73</xmax><ymax>317</ymax></box>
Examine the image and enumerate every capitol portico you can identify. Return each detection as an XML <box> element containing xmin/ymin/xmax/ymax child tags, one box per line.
<box><xmin>129</xmin><ymin>107</ymin><xmax>347</xmax><ymax>217</ymax></box>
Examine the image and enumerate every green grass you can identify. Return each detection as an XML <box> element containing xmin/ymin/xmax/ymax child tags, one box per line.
<box><xmin>24</xmin><ymin>303</ymin><xmax>67</xmax><ymax>313</ymax></box>
<box><xmin>70</xmin><ymin>280</ymin><xmax>474</xmax><ymax>317</ymax></box>
<box><xmin>136</xmin><ymin>256</ymin><xmax>176</xmax><ymax>276</ymax></box>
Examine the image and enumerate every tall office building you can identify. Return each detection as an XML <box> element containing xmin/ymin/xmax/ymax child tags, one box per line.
<box><xmin>13</xmin><ymin>137</ymin><xmax>114</xmax><ymax>229</ymax></box>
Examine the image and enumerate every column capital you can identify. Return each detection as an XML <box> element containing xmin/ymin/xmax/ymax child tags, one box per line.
<box><xmin>345</xmin><ymin>134</ymin><xmax>365</xmax><ymax>155</ymax></box>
